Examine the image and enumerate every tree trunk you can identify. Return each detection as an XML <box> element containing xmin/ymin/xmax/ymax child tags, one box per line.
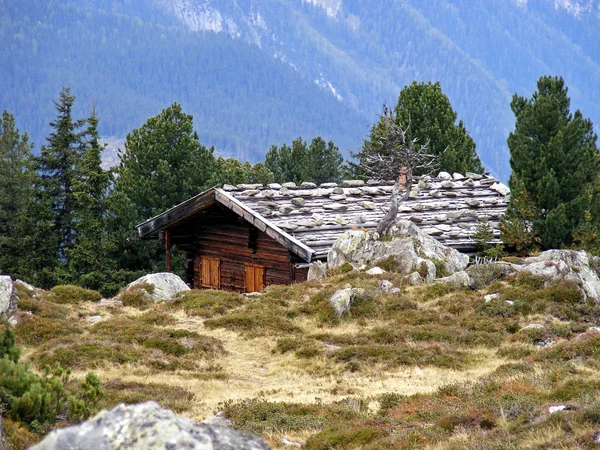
<box><xmin>377</xmin><ymin>171</ymin><xmax>412</xmax><ymax>236</ymax></box>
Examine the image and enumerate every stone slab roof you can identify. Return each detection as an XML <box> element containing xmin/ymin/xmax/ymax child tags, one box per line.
<box><xmin>222</xmin><ymin>172</ymin><xmax>510</xmax><ymax>258</ymax></box>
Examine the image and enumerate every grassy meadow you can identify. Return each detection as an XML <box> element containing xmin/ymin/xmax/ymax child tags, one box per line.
<box><xmin>6</xmin><ymin>267</ymin><xmax>600</xmax><ymax>449</ymax></box>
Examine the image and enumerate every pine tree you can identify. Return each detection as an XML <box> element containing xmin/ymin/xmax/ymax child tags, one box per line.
<box><xmin>502</xmin><ymin>76</ymin><xmax>600</xmax><ymax>251</ymax></box>
<box><xmin>0</xmin><ymin>111</ymin><xmax>34</xmax><ymax>275</ymax></box>
<box><xmin>36</xmin><ymin>87</ymin><xmax>85</xmax><ymax>263</ymax></box>
<box><xmin>109</xmin><ymin>102</ymin><xmax>216</xmax><ymax>272</ymax></box>
<box><xmin>354</xmin><ymin>82</ymin><xmax>484</xmax><ymax>177</ymax></box>
<box><xmin>305</xmin><ymin>137</ymin><xmax>343</xmax><ymax>184</ymax></box>
<box><xmin>68</xmin><ymin>108</ymin><xmax>112</xmax><ymax>282</ymax></box>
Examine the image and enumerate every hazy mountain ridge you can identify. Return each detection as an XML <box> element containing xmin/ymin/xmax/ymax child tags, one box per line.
<box><xmin>1</xmin><ymin>0</ymin><xmax>599</xmax><ymax>180</ymax></box>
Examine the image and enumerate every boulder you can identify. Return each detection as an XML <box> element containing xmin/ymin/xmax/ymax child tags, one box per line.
<box><xmin>438</xmin><ymin>271</ymin><xmax>474</xmax><ymax>289</ymax></box>
<box><xmin>378</xmin><ymin>280</ymin><xmax>394</xmax><ymax>292</ymax></box>
<box><xmin>406</xmin><ymin>272</ymin><xmax>423</xmax><ymax>285</ymax></box>
<box><xmin>307</xmin><ymin>261</ymin><xmax>328</xmax><ymax>281</ymax></box>
<box><xmin>366</xmin><ymin>267</ymin><xmax>386</xmax><ymax>276</ymax></box>
<box><xmin>0</xmin><ymin>276</ymin><xmax>18</xmax><ymax>316</ymax></box>
<box><xmin>126</xmin><ymin>273</ymin><xmax>190</xmax><ymax>302</ymax></box>
<box><xmin>327</xmin><ymin>221</ymin><xmax>469</xmax><ymax>282</ymax></box>
<box><xmin>30</xmin><ymin>402</ymin><xmax>269</xmax><ymax>450</ymax></box>
<box><xmin>329</xmin><ymin>286</ymin><xmax>365</xmax><ymax>317</ymax></box>
<box><xmin>519</xmin><ymin>250</ymin><xmax>600</xmax><ymax>302</ymax></box>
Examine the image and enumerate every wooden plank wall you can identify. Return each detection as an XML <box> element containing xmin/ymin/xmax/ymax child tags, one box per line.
<box><xmin>192</xmin><ymin>220</ymin><xmax>293</xmax><ymax>292</ymax></box>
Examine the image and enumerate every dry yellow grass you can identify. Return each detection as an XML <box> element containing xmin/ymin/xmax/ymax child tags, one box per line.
<box><xmin>69</xmin><ymin>299</ymin><xmax>507</xmax><ymax>422</ymax></box>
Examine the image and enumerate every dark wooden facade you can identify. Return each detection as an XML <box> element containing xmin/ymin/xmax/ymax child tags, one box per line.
<box><xmin>160</xmin><ymin>203</ymin><xmax>308</xmax><ymax>293</ymax></box>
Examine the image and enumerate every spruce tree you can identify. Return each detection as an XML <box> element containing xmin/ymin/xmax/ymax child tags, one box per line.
<box><xmin>68</xmin><ymin>108</ymin><xmax>111</xmax><ymax>282</ymax></box>
<box><xmin>502</xmin><ymin>76</ymin><xmax>600</xmax><ymax>251</ymax></box>
<box><xmin>37</xmin><ymin>87</ymin><xmax>85</xmax><ymax>263</ymax></box>
<box><xmin>354</xmin><ymin>81</ymin><xmax>484</xmax><ymax>176</ymax></box>
<box><xmin>0</xmin><ymin>111</ymin><xmax>34</xmax><ymax>275</ymax></box>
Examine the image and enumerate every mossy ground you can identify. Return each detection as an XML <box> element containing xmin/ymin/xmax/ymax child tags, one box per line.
<box><xmin>10</xmin><ymin>270</ymin><xmax>600</xmax><ymax>449</ymax></box>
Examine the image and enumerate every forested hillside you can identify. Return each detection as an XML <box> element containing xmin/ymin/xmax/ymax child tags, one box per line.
<box><xmin>1</xmin><ymin>0</ymin><xmax>599</xmax><ymax>180</ymax></box>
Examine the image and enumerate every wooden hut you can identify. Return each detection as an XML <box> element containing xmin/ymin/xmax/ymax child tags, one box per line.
<box><xmin>136</xmin><ymin>173</ymin><xmax>509</xmax><ymax>293</ymax></box>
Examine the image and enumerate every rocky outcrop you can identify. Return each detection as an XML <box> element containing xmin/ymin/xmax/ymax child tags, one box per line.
<box><xmin>328</xmin><ymin>220</ymin><xmax>469</xmax><ymax>282</ymax></box>
<box><xmin>437</xmin><ymin>250</ymin><xmax>600</xmax><ymax>303</ymax></box>
<box><xmin>30</xmin><ymin>402</ymin><xmax>269</xmax><ymax>450</ymax></box>
<box><xmin>329</xmin><ymin>286</ymin><xmax>366</xmax><ymax>317</ymax></box>
<box><xmin>307</xmin><ymin>261</ymin><xmax>328</xmax><ymax>281</ymax></box>
<box><xmin>0</xmin><ymin>276</ymin><xmax>18</xmax><ymax>316</ymax></box>
<box><xmin>125</xmin><ymin>273</ymin><xmax>190</xmax><ymax>302</ymax></box>
<box><xmin>519</xmin><ymin>250</ymin><xmax>600</xmax><ymax>302</ymax></box>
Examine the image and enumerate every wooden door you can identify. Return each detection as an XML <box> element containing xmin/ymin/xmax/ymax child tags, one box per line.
<box><xmin>201</xmin><ymin>257</ymin><xmax>220</xmax><ymax>289</ymax></box>
<box><xmin>245</xmin><ymin>264</ymin><xmax>265</xmax><ymax>293</ymax></box>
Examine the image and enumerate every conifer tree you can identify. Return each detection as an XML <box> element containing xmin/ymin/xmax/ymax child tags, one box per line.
<box><xmin>502</xmin><ymin>76</ymin><xmax>600</xmax><ymax>251</ymax></box>
<box><xmin>36</xmin><ymin>87</ymin><xmax>85</xmax><ymax>263</ymax></box>
<box><xmin>109</xmin><ymin>102</ymin><xmax>216</xmax><ymax>272</ymax></box>
<box><xmin>305</xmin><ymin>137</ymin><xmax>344</xmax><ymax>184</ymax></box>
<box><xmin>0</xmin><ymin>111</ymin><xmax>34</xmax><ymax>275</ymax></box>
<box><xmin>354</xmin><ymin>81</ymin><xmax>484</xmax><ymax>176</ymax></box>
<box><xmin>68</xmin><ymin>108</ymin><xmax>111</xmax><ymax>281</ymax></box>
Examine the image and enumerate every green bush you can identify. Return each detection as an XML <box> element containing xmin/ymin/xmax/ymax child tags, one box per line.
<box><xmin>0</xmin><ymin>326</ymin><xmax>102</xmax><ymax>429</ymax></box>
<box><xmin>121</xmin><ymin>285</ymin><xmax>153</xmax><ymax>308</ymax></box>
<box><xmin>48</xmin><ymin>285</ymin><xmax>102</xmax><ymax>304</ymax></box>
<box><xmin>171</xmin><ymin>290</ymin><xmax>244</xmax><ymax>318</ymax></box>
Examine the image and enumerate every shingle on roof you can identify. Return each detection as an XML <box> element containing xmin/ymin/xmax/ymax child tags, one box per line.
<box><xmin>224</xmin><ymin>172</ymin><xmax>509</xmax><ymax>257</ymax></box>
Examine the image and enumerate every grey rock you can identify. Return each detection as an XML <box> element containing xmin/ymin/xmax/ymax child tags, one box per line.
<box><xmin>465</xmin><ymin>172</ymin><xmax>483</xmax><ymax>180</ymax></box>
<box><xmin>438</xmin><ymin>171</ymin><xmax>452</xmax><ymax>180</ymax></box>
<box><xmin>329</xmin><ymin>287</ymin><xmax>365</xmax><ymax>317</ymax></box>
<box><xmin>342</xmin><ymin>180</ymin><xmax>365</xmax><ymax>187</ymax></box>
<box><xmin>378</xmin><ymin>280</ymin><xmax>394</xmax><ymax>291</ymax></box>
<box><xmin>391</xmin><ymin>287</ymin><xmax>402</xmax><ymax>294</ymax></box>
<box><xmin>366</xmin><ymin>267</ymin><xmax>386</xmax><ymax>276</ymax></box>
<box><xmin>452</xmin><ymin>173</ymin><xmax>464</xmax><ymax>180</ymax></box>
<box><xmin>438</xmin><ymin>271</ymin><xmax>474</xmax><ymax>289</ymax></box>
<box><xmin>521</xmin><ymin>323</ymin><xmax>544</xmax><ymax>331</ymax></box>
<box><xmin>30</xmin><ymin>402</ymin><xmax>269</xmax><ymax>450</ymax></box>
<box><xmin>521</xmin><ymin>250</ymin><xmax>600</xmax><ymax>302</ymax></box>
<box><xmin>222</xmin><ymin>184</ymin><xmax>238</xmax><ymax>191</ymax></box>
<box><xmin>327</xmin><ymin>221</ymin><xmax>469</xmax><ymax>283</ymax></box>
<box><xmin>291</xmin><ymin>198</ymin><xmax>305</xmax><ymax>207</ymax></box>
<box><xmin>267</xmin><ymin>183</ymin><xmax>282</xmax><ymax>189</ymax></box>
<box><xmin>308</xmin><ymin>261</ymin><xmax>328</xmax><ymax>281</ymax></box>
<box><xmin>441</xmin><ymin>181</ymin><xmax>456</xmax><ymax>189</ymax></box>
<box><xmin>280</xmin><ymin>438</ymin><xmax>301</xmax><ymax>448</ymax></box>
<box><xmin>483</xmin><ymin>293</ymin><xmax>499</xmax><ymax>303</ymax></box>
<box><xmin>490</xmin><ymin>182</ymin><xmax>510</xmax><ymax>196</ymax></box>
<box><xmin>282</xmin><ymin>182</ymin><xmax>297</xmax><ymax>189</ymax></box>
<box><xmin>240</xmin><ymin>190</ymin><xmax>260</xmax><ymax>197</ymax></box>
<box><xmin>320</xmin><ymin>182</ymin><xmax>338</xmax><ymax>188</ymax></box>
<box><xmin>0</xmin><ymin>276</ymin><xmax>18</xmax><ymax>316</ymax></box>
<box><xmin>279</xmin><ymin>205</ymin><xmax>294</xmax><ymax>214</ymax></box>
<box><xmin>300</xmin><ymin>182</ymin><xmax>317</xmax><ymax>188</ymax></box>
<box><xmin>407</xmin><ymin>272</ymin><xmax>423</xmax><ymax>285</ymax></box>
<box><xmin>237</xmin><ymin>184</ymin><xmax>263</xmax><ymax>190</ymax></box>
<box><xmin>8</xmin><ymin>316</ymin><xmax>18</xmax><ymax>327</ymax></box>
<box><xmin>126</xmin><ymin>273</ymin><xmax>190</xmax><ymax>302</ymax></box>
<box><xmin>86</xmin><ymin>315</ymin><xmax>102</xmax><ymax>324</ymax></box>
<box><xmin>202</xmin><ymin>411</ymin><xmax>232</xmax><ymax>428</ymax></box>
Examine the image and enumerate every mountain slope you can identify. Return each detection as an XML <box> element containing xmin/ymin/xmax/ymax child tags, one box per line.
<box><xmin>1</xmin><ymin>0</ymin><xmax>599</xmax><ymax>180</ymax></box>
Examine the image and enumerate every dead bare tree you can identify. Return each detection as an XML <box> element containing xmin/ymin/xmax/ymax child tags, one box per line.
<box><xmin>362</xmin><ymin>107</ymin><xmax>438</xmax><ymax>236</ymax></box>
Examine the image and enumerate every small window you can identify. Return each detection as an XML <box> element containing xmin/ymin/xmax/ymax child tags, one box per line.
<box><xmin>201</xmin><ymin>257</ymin><xmax>220</xmax><ymax>289</ymax></box>
<box><xmin>245</xmin><ymin>264</ymin><xmax>265</xmax><ymax>293</ymax></box>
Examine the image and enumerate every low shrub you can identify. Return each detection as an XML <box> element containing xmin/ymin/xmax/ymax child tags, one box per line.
<box><xmin>376</xmin><ymin>256</ymin><xmax>402</xmax><ymax>273</ymax></box>
<box><xmin>100</xmin><ymin>380</ymin><xmax>195</xmax><ymax>413</ymax></box>
<box><xmin>377</xmin><ymin>392</ymin><xmax>408</xmax><ymax>411</ymax></box>
<box><xmin>48</xmin><ymin>285</ymin><xmax>102</xmax><ymax>304</ymax></box>
<box><xmin>121</xmin><ymin>286</ymin><xmax>152</xmax><ymax>308</ymax></box>
<box><xmin>15</xmin><ymin>315</ymin><xmax>82</xmax><ymax>346</ymax></box>
<box><xmin>171</xmin><ymin>289</ymin><xmax>244</xmax><ymax>318</ymax></box>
